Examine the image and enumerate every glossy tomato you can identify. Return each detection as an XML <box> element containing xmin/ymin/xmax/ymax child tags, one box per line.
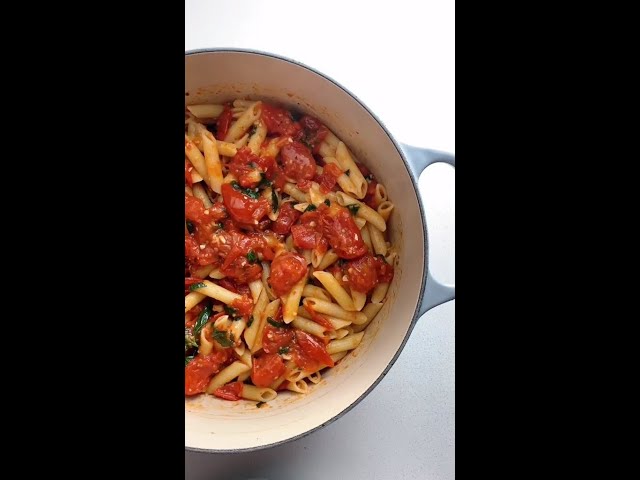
<box><xmin>261</xmin><ymin>103</ymin><xmax>301</xmax><ymax>137</ymax></box>
<box><xmin>262</xmin><ymin>323</ymin><xmax>294</xmax><ymax>354</ymax></box>
<box><xmin>292</xmin><ymin>330</ymin><xmax>334</xmax><ymax>371</ymax></box>
<box><xmin>251</xmin><ymin>352</ymin><xmax>286</xmax><ymax>388</ymax></box>
<box><xmin>271</xmin><ymin>202</ymin><xmax>301</xmax><ymax>235</ymax></box>
<box><xmin>216</xmin><ymin>106</ymin><xmax>233</xmax><ymax>140</ymax></box>
<box><xmin>315</xmin><ymin>162</ymin><xmax>342</xmax><ymax>193</ymax></box>
<box><xmin>213</xmin><ymin>381</ymin><xmax>244</xmax><ymax>401</ymax></box>
<box><xmin>269</xmin><ymin>252</ymin><xmax>307</xmax><ymax>297</ymax></box>
<box><xmin>221</xmin><ymin>183</ymin><xmax>270</xmax><ymax>226</ymax></box>
<box><xmin>185</xmin><ymin>351</ymin><xmax>231</xmax><ymax>396</ymax></box>
<box><xmin>280</xmin><ymin>141</ymin><xmax>317</xmax><ymax>182</ymax></box>
<box><xmin>320</xmin><ymin>204</ymin><xmax>367</xmax><ymax>259</ymax></box>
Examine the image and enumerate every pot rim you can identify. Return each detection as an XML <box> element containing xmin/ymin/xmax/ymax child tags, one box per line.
<box><xmin>184</xmin><ymin>47</ymin><xmax>430</xmax><ymax>454</ymax></box>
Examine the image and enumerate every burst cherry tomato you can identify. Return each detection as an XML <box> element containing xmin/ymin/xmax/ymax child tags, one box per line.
<box><xmin>262</xmin><ymin>324</ymin><xmax>295</xmax><ymax>354</ymax></box>
<box><xmin>292</xmin><ymin>330</ymin><xmax>334</xmax><ymax>371</ymax></box>
<box><xmin>280</xmin><ymin>141</ymin><xmax>317</xmax><ymax>182</ymax></box>
<box><xmin>216</xmin><ymin>106</ymin><xmax>233</xmax><ymax>140</ymax></box>
<box><xmin>343</xmin><ymin>253</ymin><xmax>395</xmax><ymax>293</ymax></box>
<box><xmin>272</xmin><ymin>202</ymin><xmax>301</xmax><ymax>235</ymax></box>
<box><xmin>315</xmin><ymin>163</ymin><xmax>342</xmax><ymax>193</ymax></box>
<box><xmin>320</xmin><ymin>204</ymin><xmax>367</xmax><ymax>259</ymax></box>
<box><xmin>213</xmin><ymin>381</ymin><xmax>244</xmax><ymax>401</ymax></box>
<box><xmin>185</xmin><ymin>351</ymin><xmax>231</xmax><ymax>396</ymax></box>
<box><xmin>261</xmin><ymin>103</ymin><xmax>301</xmax><ymax>137</ymax></box>
<box><xmin>251</xmin><ymin>352</ymin><xmax>286</xmax><ymax>387</ymax></box>
<box><xmin>221</xmin><ymin>183</ymin><xmax>270</xmax><ymax>226</ymax></box>
<box><xmin>269</xmin><ymin>252</ymin><xmax>307</xmax><ymax>297</ymax></box>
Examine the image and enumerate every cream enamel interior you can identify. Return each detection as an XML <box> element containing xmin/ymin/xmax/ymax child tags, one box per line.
<box><xmin>185</xmin><ymin>51</ymin><xmax>426</xmax><ymax>451</ymax></box>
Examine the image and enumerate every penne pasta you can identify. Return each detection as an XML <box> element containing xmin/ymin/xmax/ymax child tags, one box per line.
<box><xmin>303</xmin><ymin>298</ymin><xmax>367</xmax><ymax>324</ymax></box>
<box><xmin>187</xmin><ymin>104</ymin><xmax>225</xmax><ymax>119</ymax></box>
<box><xmin>335</xmin><ymin>191</ymin><xmax>387</xmax><ymax>232</ymax></box>
<box><xmin>312</xmin><ymin>271</ymin><xmax>356</xmax><ymax>311</ymax></box>
<box><xmin>242</xmin><ymin>384</ymin><xmax>277</xmax><ymax>402</ymax></box>
<box><xmin>326</xmin><ymin>332</ymin><xmax>365</xmax><ymax>355</ymax></box>
<box><xmin>335</xmin><ymin>141</ymin><xmax>368</xmax><ymax>199</ymax></box>
<box><xmin>189</xmin><ymin>280</ymin><xmax>241</xmax><ymax>305</ymax></box>
<box><xmin>224</xmin><ymin>101</ymin><xmax>262</xmax><ymax>143</ymax></box>
<box><xmin>283</xmin><ymin>275</ymin><xmax>307</xmax><ymax>324</ymax></box>
<box><xmin>206</xmin><ymin>361</ymin><xmax>251</xmax><ymax>394</ymax></box>
<box><xmin>184</xmin><ymin>97</ymin><xmax>398</xmax><ymax>404</ymax></box>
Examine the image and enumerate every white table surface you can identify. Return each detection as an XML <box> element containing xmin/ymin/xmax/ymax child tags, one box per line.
<box><xmin>185</xmin><ymin>1</ymin><xmax>455</xmax><ymax>478</ymax></box>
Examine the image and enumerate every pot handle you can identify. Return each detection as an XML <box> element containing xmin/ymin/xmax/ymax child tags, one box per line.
<box><xmin>401</xmin><ymin>143</ymin><xmax>455</xmax><ymax>317</ymax></box>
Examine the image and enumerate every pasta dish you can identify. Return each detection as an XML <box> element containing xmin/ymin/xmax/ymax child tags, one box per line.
<box><xmin>185</xmin><ymin>100</ymin><xmax>395</xmax><ymax>404</ymax></box>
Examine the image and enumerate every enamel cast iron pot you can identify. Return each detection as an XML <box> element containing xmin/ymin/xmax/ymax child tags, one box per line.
<box><xmin>185</xmin><ymin>49</ymin><xmax>455</xmax><ymax>452</ymax></box>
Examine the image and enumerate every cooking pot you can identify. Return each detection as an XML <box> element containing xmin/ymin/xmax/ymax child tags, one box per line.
<box><xmin>185</xmin><ymin>48</ymin><xmax>455</xmax><ymax>452</ymax></box>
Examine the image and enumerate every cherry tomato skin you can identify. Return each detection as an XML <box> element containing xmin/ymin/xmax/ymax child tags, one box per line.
<box><xmin>221</xmin><ymin>183</ymin><xmax>270</xmax><ymax>226</ymax></box>
<box><xmin>261</xmin><ymin>103</ymin><xmax>301</xmax><ymax>137</ymax></box>
<box><xmin>262</xmin><ymin>324</ymin><xmax>295</xmax><ymax>354</ymax></box>
<box><xmin>185</xmin><ymin>351</ymin><xmax>231</xmax><ymax>396</ymax></box>
<box><xmin>216</xmin><ymin>106</ymin><xmax>233</xmax><ymax>140</ymax></box>
<box><xmin>315</xmin><ymin>163</ymin><xmax>342</xmax><ymax>193</ymax></box>
<box><xmin>251</xmin><ymin>352</ymin><xmax>287</xmax><ymax>387</ymax></box>
<box><xmin>344</xmin><ymin>254</ymin><xmax>379</xmax><ymax>292</ymax></box>
<box><xmin>292</xmin><ymin>330</ymin><xmax>334</xmax><ymax>371</ymax></box>
<box><xmin>231</xmin><ymin>295</ymin><xmax>254</xmax><ymax>317</ymax></box>
<box><xmin>269</xmin><ymin>252</ymin><xmax>308</xmax><ymax>297</ymax></box>
<box><xmin>272</xmin><ymin>202</ymin><xmax>301</xmax><ymax>235</ymax></box>
<box><xmin>220</xmin><ymin>234</ymin><xmax>263</xmax><ymax>283</ymax></box>
<box><xmin>280</xmin><ymin>141</ymin><xmax>317</xmax><ymax>182</ymax></box>
<box><xmin>213</xmin><ymin>381</ymin><xmax>244</xmax><ymax>401</ymax></box>
<box><xmin>320</xmin><ymin>205</ymin><xmax>367</xmax><ymax>259</ymax></box>
<box><xmin>218</xmin><ymin>278</ymin><xmax>251</xmax><ymax>297</ymax></box>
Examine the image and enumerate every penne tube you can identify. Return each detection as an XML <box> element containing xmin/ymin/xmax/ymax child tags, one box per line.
<box><xmin>185</xmin><ymin>136</ymin><xmax>207</xmax><ymax>181</ymax></box>
<box><xmin>248</xmin><ymin>279</ymin><xmax>263</xmax><ymax>304</ymax></box>
<box><xmin>368</xmin><ymin>223</ymin><xmax>388</xmax><ymax>256</ymax></box>
<box><xmin>311</xmin><ymin>247</ymin><xmax>325</xmax><ymax>268</ymax></box>
<box><xmin>239</xmin><ymin>349</ymin><xmax>253</xmax><ymax>368</ymax></box>
<box><xmin>377</xmin><ymin>201</ymin><xmax>395</xmax><ymax>222</ymax></box>
<box><xmin>353</xmin><ymin>216</ymin><xmax>367</xmax><ymax>229</ymax></box>
<box><xmin>306</xmin><ymin>371</ymin><xmax>322</xmax><ymax>384</ymax></box>
<box><xmin>335</xmin><ymin>142</ymin><xmax>367</xmax><ymax>199</ymax></box>
<box><xmin>352</xmin><ymin>302</ymin><xmax>384</xmax><ymax>332</ymax></box>
<box><xmin>360</xmin><ymin>224</ymin><xmax>373</xmax><ymax>251</ymax></box>
<box><xmin>371</xmin><ymin>282</ymin><xmax>390</xmax><ymax>304</ymax></box>
<box><xmin>283</xmin><ymin>275</ymin><xmax>307</xmax><ymax>324</ymax></box>
<box><xmin>286</xmin><ymin>379</ymin><xmax>308</xmax><ymax>394</ymax></box>
<box><xmin>302</xmin><ymin>249</ymin><xmax>312</xmax><ymax>265</ymax></box>
<box><xmin>326</xmin><ymin>328</ymin><xmax>350</xmax><ymax>340</ymax></box>
<box><xmin>234</xmin><ymin>343</ymin><xmax>246</xmax><ymax>358</ymax></box>
<box><xmin>185</xmin><ymin>292</ymin><xmax>206</xmax><ymax>313</ymax></box>
<box><xmin>242</xmin><ymin>384</ymin><xmax>277</xmax><ymax>402</ymax></box>
<box><xmin>187</xmin><ymin>104</ymin><xmax>225</xmax><ymax>119</ymax></box>
<box><xmin>237</xmin><ymin>371</ymin><xmax>251</xmax><ymax>383</ymax></box>
<box><xmin>225</xmin><ymin>101</ymin><xmax>262</xmax><ymax>143</ymax></box>
<box><xmin>234</xmin><ymin>133</ymin><xmax>249</xmax><ymax>148</ymax></box>
<box><xmin>329</xmin><ymin>350</ymin><xmax>349</xmax><ymax>363</ymax></box>
<box><xmin>209</xmin><ymin>268</ymin><xmax>226</xmax><ymax>280</ymax></box>
<box><xmin>374</xmin><ymin>183</ymin><xmax>388</xmax><ymax>203</ymax></box>
<box><xmin>191</xmin><ymin>264</ymin><xmax>215</xmax><ymax>279</ymax></box>
<box><xmin>292</xmin><ymin>316</ymin><xmax>327</xmax><ymax>338</ymax></box>
<box><xmin>350</xmin><ymin>289</ymin><xmax>367</xmax><ymax>311</ymax></box>
<box><xmin>296</xmin><ymin>305</ymin><xmax>352</xmax><ymax>329</ymax></box>
<box><xmin>316</xmin><ymin>249</ymin><xmax>339</xmax><ymax>270</ymax></box>
<box><xmin>233</xmin><ymin>99</ymin><xmax>254</xmax><ymax>108</ymax></box>
<box><xmin>190</xmin><ymin>280</ymin><xmax>242</xmax><ymax>305</ymax></box>
<box><xmin>191</xmin><ymin>170</ymin><xmax>203</xmax><ymax>183</ymax></box>
<box><xmin>248</xmin><ymin>120</ymin><xmax>267</xmax><ymax>155</ymax></box>
<box><xmin>312</xmin><ymin>271</ymin><xmax>356</xmax><ymax>311</ymax></box>
<box><xmin>261</xmin><ymin>262</ymin><xmax>276</xmax><ymax>300</ymax></box>
<box><xmin>323</xmin><ymin>156</ymin><xmax>357</xmax><ymax>196</ymax></box>
<box><xmin>335</xmin><ymin>192</ymin><xmax>387</xmax><ymax>232</ymax></box>
<box><xmin>303</xmin><ymin>298</ymin><xmax>367</xmax><ymax>324</ymax></box>
<box><xmin>191</xmin><ymin>183</ymin><xmax>212</xmax><ymax>208</ymax></box>
<box><xmin>318</xmin><ymin>131</ymin><xmax>339</xmax><ymax>157</ymax></box>
<box><xmin>216</xmin><ymin>140</ymin><xmax>237</xmax><ymax>157</ymax></box>
<box><xmin>201</xmin><ymin>132</ymin><xmax>223</xmax><ymax>194</ymax></box>
<box><xmin>206</xmin><ymin>361</ymin><xmax>251</xmax><ymax>393</ymax></box>
<box><xmin>285</xmin><ymin>368</ymin><xmax>306</xmax><ymax>383</ymax></box>
<box><xmin>283</xmin><ymin>182</ymin><xmax>309</xmax><ymax>203</ymax></box>
<box><xmin>199</xmin><ymin>325</ymin><xmax>214</xmax><ymax>355</ymax></box>
<box><xmin>244</xmin><ymin>289</ymin><xmax>268</xmax><ymax>350</ymax></box>
<box><xmin>302</xmin><ymin>284</ymin><xmax>331</xmax><ymax>302</ymax></box>
<box><xmin>326</xmin><ymin>332</ymin><xmax>365</xmax><ymax>355</ymax></box>
<box><xmin>252</xmin><ymin>299</ymin><xmax>281</xmax><ymax>353</ymax></box>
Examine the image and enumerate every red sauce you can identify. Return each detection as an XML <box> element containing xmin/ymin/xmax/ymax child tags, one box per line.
<box><xmin>271</xmin><ymin>202</ymin><xmax>301</xmax><ymax>235</ymax></box>
<box><xmin>315</xmin><ymin>163</ymin><xmax>342</xmax><ymax>193</ymax></box>
<box><xmin>215</xmin><ymin>106</ymin><xmax>233</xmax><ymax>140</ymax></box>
<box><xmin>221</xmin><ymin>183</ymin><xmax>270</xmax><ymax>226</ymax></box>
<box><xmin>251</xmin><ymin>352</ymin><xmax>287</xmax><ymax>387</ymax></box>
<box><xmin>185</xmin><ymin>350</ymin><xmax>232</xmax><ymax>396</ymax></box>
<box><xmin>341</xmin><ymin>253</ymin><xmax>395</xmax><ymax>293</ymax></box>
<box><xmin>291</xmin><ymin>330</ymin><xmax>334</xmax><ymax>371</ymax></box>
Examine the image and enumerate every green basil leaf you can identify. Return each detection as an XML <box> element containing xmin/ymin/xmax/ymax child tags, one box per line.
<box><xmin>347</xmin><ymin>204</ymin><xmax>360</xmax><ymax>215</ymax></box>
<box><xmin>305</xmin><ymin>204</ymin><xmax>317</xmax><ymax>212</ymax></box>
<box><xmin>193</xmin><ymin>306</ymin><xmax>212</xmax><ymax>337</ymax></box>
<box><xmin>185</xmin><ymin>355</ymin><xmax>195</xmax><ymax>366</ymax></box>
<box><xmin>189</xmin><ymin>282</ymin><xmax>206</xmax><ymax>291</ymax></box>
<box><xmin>213</xmin><ymin>329</ymin><xmax>234</xmax><ymax>348</ymax></box>
<box><xmin>267</xmin><ymin>317</ymin><xmax>288</xmax><ymax>329</ymax></box>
